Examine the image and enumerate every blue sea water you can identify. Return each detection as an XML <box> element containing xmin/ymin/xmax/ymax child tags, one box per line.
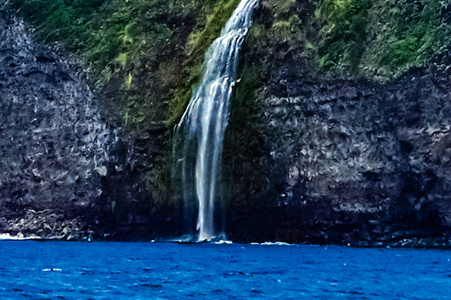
<box><xmin>0</xmin><ymin>241</ymin><xmax>449</xmax><ymax>299</ymax></box>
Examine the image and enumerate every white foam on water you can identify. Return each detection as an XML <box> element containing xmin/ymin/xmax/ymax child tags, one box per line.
<box><xmin>214</xmin><ymin>240</ymin><xmax>233</xmax><ymax>245</ymax></box>
<box><xmin>0</xmin><ymin>233</ymin><xmax>41</xmax><ymax>240</ymax></box>
<box><xmin>42</xmin><ymin>268</ymin><xmax>62</xmax><ymax>272</ymax></box>
<box><xmin>251</xmin><ymin>242</ymin><xmax>294</xmax><ymax>246</ymax></box>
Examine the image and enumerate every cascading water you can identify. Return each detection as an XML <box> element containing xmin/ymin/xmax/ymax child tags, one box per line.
<box><xmin>174</xmin><ymin>0</ymin><xmax>258</xmax><ymax>241</ymax></box>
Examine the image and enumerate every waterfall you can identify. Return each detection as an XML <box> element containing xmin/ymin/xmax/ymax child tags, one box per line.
<box><xmin>174</xmin><ymin>0</ymin><xmax>258</xmax><ymax>241</ymax></box>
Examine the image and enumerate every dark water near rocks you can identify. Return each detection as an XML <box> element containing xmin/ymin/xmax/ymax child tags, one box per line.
<box><xmin>0</xmin><ymin>241</ymin><xmax>449</xmax><ymax>299</ymax></box>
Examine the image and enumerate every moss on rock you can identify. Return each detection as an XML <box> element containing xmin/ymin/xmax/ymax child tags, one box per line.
<box><xmin>315</xmin><ymin>0</ymin><xmax>451</xmax><ymax>79</ymax></box>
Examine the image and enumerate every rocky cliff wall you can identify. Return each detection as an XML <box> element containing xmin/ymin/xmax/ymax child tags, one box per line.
<box><xmin>0</xmin><ymin>11</ymin><xmax>116</xmax><ymax>239</ymax></box>
<box><xmin>0</xmin><ymin>10</ymin><xmax>184</xmax><ymax>240</ymax></box>
<box><xmin>225</xmin><ymin>0</ymin><xmax>451</xmax><ymax>247</ymax></box>
<box><xmin>1</xmin><ymin>0</ymin><xmax>451</xmax><ymax>247</ymax></box>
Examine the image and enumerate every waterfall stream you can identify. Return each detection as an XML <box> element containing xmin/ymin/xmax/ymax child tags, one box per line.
<box><xmin>174</xmin><ymin>0</ymin><xmax>258</xmax><ymax>241</ymax></box>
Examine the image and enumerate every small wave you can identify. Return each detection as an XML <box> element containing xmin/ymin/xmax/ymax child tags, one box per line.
<box><xmin>42</xmin><ymin>268</ymin><xmax>62</xmax><ymax>272</ymax></box>
<box><xmin>0</xmin><ymin>234</ymin><xmax>23</xmax><ymax>240</ymax></box>
<box><xmin>214</xmin><ymin>240</ymin><xmax>233</xmax><ymax>245</ymax></box>
<box><xmin>168</xmin><ymin>236</ymin><xmax>231</xmax><ymax>244</ymax></box>
<box><xmin>251</xmin><ymin>242</ymin><xmax>293</xmax><ymax>246</ymax></box>
<box><xmin>0</xmin><ymin>233</ymin><xmax>41</xmax><ymax>240</ymax></box>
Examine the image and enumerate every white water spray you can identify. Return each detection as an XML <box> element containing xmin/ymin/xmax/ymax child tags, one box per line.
<box><xmin>174</xmin><ymin>0</ymin><xmax>258</xmax><ymax>241</ymax></box>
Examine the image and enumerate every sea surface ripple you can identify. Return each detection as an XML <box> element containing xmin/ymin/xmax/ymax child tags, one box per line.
<box><xmin>0</xmin><ymin>241</ymin><xmax>449</xmax><ymax>299</ymax></box>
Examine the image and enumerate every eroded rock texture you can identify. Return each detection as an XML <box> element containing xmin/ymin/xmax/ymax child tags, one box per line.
<box><xmin>1</xmin><ymin>2</ymin><xmax>450</xmax><ymax>248</ymax></box>
<box><xmin>226</xmin><ymin>13</ymin><xmax>451</xmax><ymax>247</ymax></box>
<box><xmin>0</xmin><ymin>11</ymin><xmax>116</xmax><ymax>239</ymax></box>
<box><xmin>0</xmin><ymin>11</ymin><xmax>182</xmax><ymax>240</ymax></box>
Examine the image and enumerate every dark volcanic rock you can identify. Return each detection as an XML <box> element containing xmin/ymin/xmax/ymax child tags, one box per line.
<box><xmin>0</xmin><ymin>11</ymin><xmax>181</xmax><ymax>240</ymax></box>
<box><xmin>1</xmin><ymin>4</ymin><xmax>449</xmax><ymax>248</ymax></box>
<box><xmin>224</xmin><ymin>4</ymin><xmax>451</xmax><ymax>247</ymax></box>
<box><xmin>0</xmin><ymin>12</ymin><xmax>117</xmax><ymax>239</ymax></box>
<box><xmin>0</xmin><ymin>11</ymin><xmax>121</xmax><ymax>239</ymax></box>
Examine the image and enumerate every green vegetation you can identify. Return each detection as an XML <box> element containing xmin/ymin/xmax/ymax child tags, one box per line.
<box><xmin>249</xmin><ymin>0</ymin><xmax>303</xmax><ymax>49</ymax></box>
<box><xmin>315</xmin><ymin>0</ymin><xmax>371</xmax><ymax>71</ymax></box>
<box><xmin>315</xmin><ymin>0</ymin><xmax>451</xmax><ymax>78</ymax></box>
<box><xmin>238</xmin><ymin>0</ymin><xmax>450</xmax><ymax>83</ymax></box>
<box><xmin>167</xmin><ymin>0</ymin><xmax>242</xmax><ymax>124</ymax></box>
<box><xmin>7</xmin><ymin>0</ymin><xmax>138</xmax><ymax>73</ymax></box>
<box><xmin>5</xmin><ymin>0</ymin><xmax>242</xmax><ymax>203</ymax></box>
<box><xmin>6</xmin><ymin>0</ymin><xmax>241</xmax><ymax>128</ymax></box>
<box><xmin>5</xmin><ymin>0</ymin><xmax>451</xmax><ymax>205</ymax></box>
<box><xmin>8</xmin><ymin>0</ymin><xmax>447</xmax><ymax>135</ymax></box>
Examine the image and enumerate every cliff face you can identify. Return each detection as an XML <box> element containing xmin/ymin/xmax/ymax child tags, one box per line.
<box><xmin>1</xmin><ymin>0</ymin><xmax>451</xmax><ymax>246</ymax></box>
<box><xmin>0</xmin><ymin>11</ymin><xmax>114</xmax><ymax>239</ymax></box>
<box><xmin>226</xmin><ymin>52</ymin><xmax>451</xmax><ymax>246</ymax></box>
<box><xmin>225</xmin><ymin>0</ymin><xmax>451</xmax><ymax>246</ymax></box>
<box><xmin>0</xmin><ymin>9</ymin><xmax>183</xmax><ymax>240</ymax></box>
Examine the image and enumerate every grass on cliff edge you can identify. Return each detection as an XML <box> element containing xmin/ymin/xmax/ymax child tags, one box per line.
<box><xmin>7</xmin><ymin>0</ymin><xmax>241</xmax><ymax>127</ymax></box>
<box><xmin>245</xmin><ymin>0</ymin><xmax>450</xmax><ymax>81</ymax></box>
<box><xmin>167</xmin><ymin>0</ymin><xmax>241</xmax><ymax>124</ymax></box>
<box><xmin>5</xmin><ymin>0</ymin><xmax>243</xmax><ymax>205</ymax></box>
<box><xmin>314</xmin><ymin>0</ymin><xmax>451</xmax><ymax>79</ymax></box>
<box><xmin>6</xmin><ymin>0</ymin><xmax>451</xmax><ymax>127</ymax></box>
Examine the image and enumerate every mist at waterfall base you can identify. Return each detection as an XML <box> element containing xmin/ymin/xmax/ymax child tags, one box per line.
<box><xmin>0</xmin><ymin>241</ymin><xmax>449</xmax><ymax>299</ymax></box>
<box><xmin>173</xmin><ymin>0</ymin><xmax>258</xmax><ymax>242</ymax></box>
